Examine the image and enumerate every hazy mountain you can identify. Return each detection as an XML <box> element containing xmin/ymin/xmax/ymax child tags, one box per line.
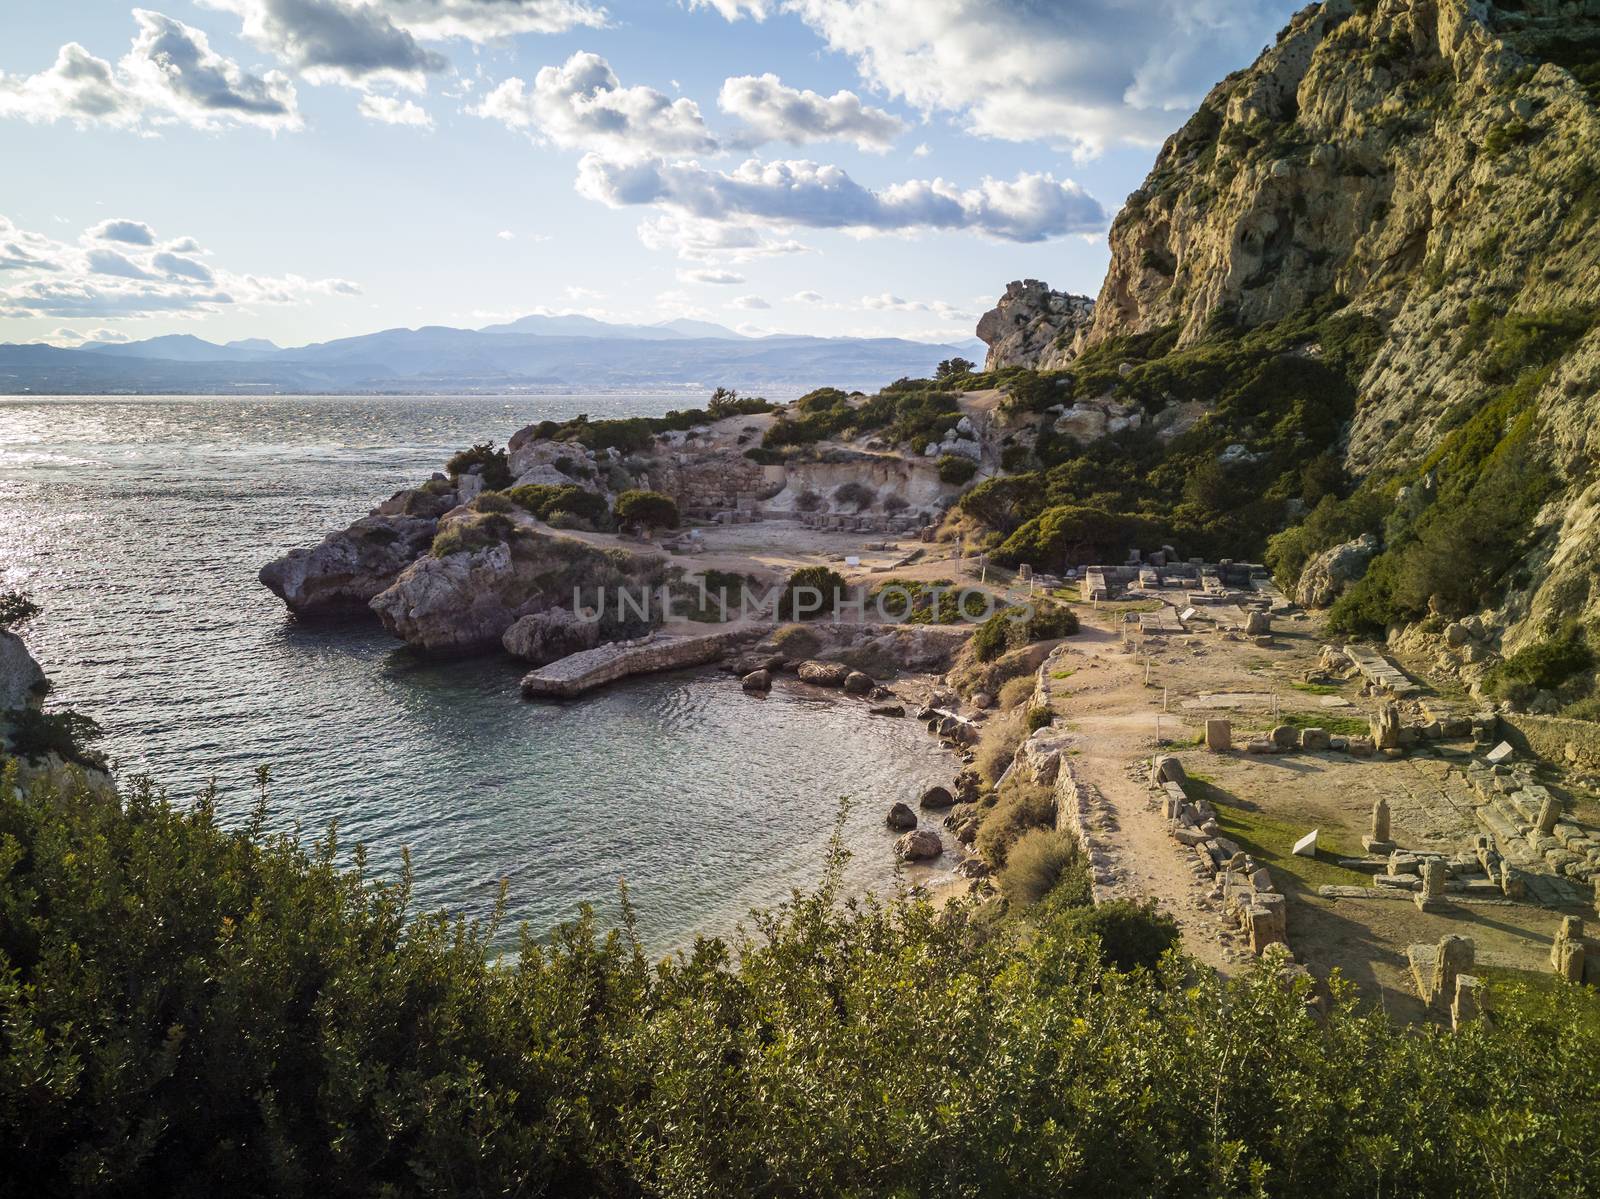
<box><xmin>80</xmin><ymin>334</ymin><xmax>280</xmax><ymax>363</ymax></box>
<box><xmin>1</xmin><ymin>314</ymin><xmax>984</xmax><ymax>395</ymax></box>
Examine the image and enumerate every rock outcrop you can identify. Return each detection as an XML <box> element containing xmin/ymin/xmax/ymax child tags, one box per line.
<box><xmin>985</xmin><ymin>0</ymin><xmax>1600</xmax><ymax>655</ymax></box>
<box><xmin>501</xmin><ymin>607</ymin><xmax>602</xmax><ymax>664</ymax></box>
<box><xmin>0</xmin><ymin>629</ymin><xmax>46</xmax><ymax>711</ymax></box>
<box><xmin>370</xmin><ymin>515</ymin><xmax>664</xmax><ymax>655</ymax></box>
<box><xmin>1296</xmin><ymin>533</ymin><xmax>1381</xmax><ymax>608</ymax></box>
<box><xmin>976</xmin><ymin>279</ymin><xmax>1095</xmax><ymax>371</ymax></box>
<box><xmin>260</xmin><ymin>483</ymin><xmax>457</xmax><ymax>615</ymax></box>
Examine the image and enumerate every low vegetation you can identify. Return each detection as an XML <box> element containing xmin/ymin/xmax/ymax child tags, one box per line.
<box><xmin>520</xmin><ymin>390</ymin><xmax>777</xmax><ymax>454</ymax></box>
<box><xmin>506</xmin><ymin>483</ymin><xmax>612</xmax><ymax>527</ymax></box>
<box><xmin>3</xmin><ymin>758</ymin><xmax>1600</xmax><ymax>1196</ymax></box>
<box><xmin>970</xmin><ymin>602</ymin><xmax>1079</xmax><ymax>662</ymax></box>
<box><xmin>612</xmin><ymin>489</ymin><xmax>679</xmax><ymax>533</ymax></box>
<box><xmin>445</xmin><ymin>441</ymin><xmax>513</xmax><ymax>490</ymax></box>
<box><xmin>778</xmin><ymin>565</ymin><xmax>848</xmax><ymax>621</ymax></box>
<box><xmin>955</xmin><ymin>297</ymin><xmax>1385</xmax><ymax>568</ymax></box>
<box><xmin>761</xmin><ymin>385</ymin><xmax>962</xmax><ymax>454</ymax></box>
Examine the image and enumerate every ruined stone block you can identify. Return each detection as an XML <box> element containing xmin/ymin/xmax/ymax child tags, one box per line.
<box><xmin>1346</xmin><ymin>736</ymin><xmax>1375</xmax><ymax>758</ymax></box>
<box><xmin>1270</xmin><ymin>724</ymin><xmax>1301</xmax><ymax>749</ymax></box>
<box><xmin>1205</xmin><ymin>717</ymin><xmax>1232</xmax><ymax>752</ymax></box>
<box><xmin>1299</xmin><ymin>727</ymin><xmax>1331</xmax><ymax>752</ymax></box>
<box><xmin>1452</xmin><ymin>974</ymin><xmax>1483</xmax><ymax>1029</ymax></box>
<box><xmin>1414</xmin><ymin>860</ymin><xmax>1447</xmax><ymax>912</ymax></box>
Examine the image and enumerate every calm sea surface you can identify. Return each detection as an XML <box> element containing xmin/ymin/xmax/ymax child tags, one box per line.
<box><xmin>0</xmin><ymin>395</ymin><xmax>951</xmax><ymax>948</ymax></box>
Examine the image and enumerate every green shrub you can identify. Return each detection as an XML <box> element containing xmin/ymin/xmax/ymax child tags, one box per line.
<box><xmin>794</xmin><ymin>489</ymin><xmax>823</xmax><ymax>513</ymax></box>
<box><xmin>832</xmin><ymin>481</ymin><xmax>876</xmax><ymax>511</ymax></box>
<box><xmin>1476</xmin><ymin>308</ymin><xmax>1594</xmax><ymax>384</ymax></box>
<box><xmin>1025</xmin><ymin>706</ymin><xmax>1054</xmax><ymax>733</ymax></box>
<box><xmin>507</xmin><ymin>483</ymin><xmax>610</xmax><ymax>525</ymax></box>
<box><xmin>1485</xmin><ymin>628</ymin><xmax>1595</xmax><ymax>699</ymax></box>
<box><xmin>972</xmin><ymin>604</ymin><xmax>1080</xmax><ymax>663</ymax></box>
<box><xmin>994</xmin><ymin>507</ymin><xmax>1170</xmax><ymax>572</ymax></box>
<box><xmin>1048</xmin><ymin>899</ymin><xmax>1181</xmax><ymax>973</ymax></box>
<box><xmin>938</xmin><ymin>455</ymin><xmax>978</xmax><ymax>486</ymax></box>
<box><xmin>5</xmin><ymin>769</ymin><xmax>1600</xmax><ymax>1195</ymax></box>
<box><xmin>778</xmin><ymin>565</ymin><xmax>848</xmax><ymax>621</ymax></box>
<box><xmin>470</xmin><ymin>491</ymin><xmax>515</xmax><ymax>514</ymax></box>
<box><xmin>524</xmin><ymin>395</ymin><xmax>778</xmax><ymax>454</ymax></box>
<box><xmin>5</xmin><ymin>707</ymin><xmax>106</xmax><ymax>769</ymax></box>
<box><xmin>613</xmin><ymin>489</ymin><xmax>679</xmax><ymax>532</ymax></box>
<box><xmin>430</xmin><ymin>511</ymin><xmax>523</xmax><ymax>558</ymax></box>
<box><xmin>998</xmin><ymin>675</ymin><xmax>1037</xmax><ymax>710</ymax></box>
<box><xmin>445</xmin><ymin>442</ymin><xmax>512</xmax><ymax>490</ymax></box>
<box><xmin>998</xmin><ymin>827</ymin><xmax>1083</xmax><ymax>906</ymax></box>
<box><xmin>0</xmin><ymin>591</ymin><xmax>41</xmax><ymax>631</ymax></box>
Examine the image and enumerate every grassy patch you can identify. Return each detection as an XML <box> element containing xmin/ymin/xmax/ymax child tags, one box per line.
<box><xmin>1291</xmin><ymin>681</ymin><xmax>1343</xmax><ymax>696</ymax></box>
<box><xmin>1251</xmin><ymin>710</ymin><xmax>1372</xmax><ymax>738</ymax></box>
<box><xmin>1189</xmin><ymin>779</ymin><xmax>1368</xmax><ymax>894</ymax></box>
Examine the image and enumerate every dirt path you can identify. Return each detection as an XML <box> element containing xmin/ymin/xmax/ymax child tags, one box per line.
<box><xmin>1046</xmin><ymin>617</ymin><xmax>1243</xmax><ymax>976</ymax></box>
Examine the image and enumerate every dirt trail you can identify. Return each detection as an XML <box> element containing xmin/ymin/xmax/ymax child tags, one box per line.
<box><xmin>1046</xmin><ymin>617</ymin><xmax>1243</xmax><ymax>976</ymax></box>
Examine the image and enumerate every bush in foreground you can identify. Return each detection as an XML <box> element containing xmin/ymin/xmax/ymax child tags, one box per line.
<box><xmin>3</xmin><ymin>769</ymin><xmax>1600</xmax><ymax>1197</ymax></box>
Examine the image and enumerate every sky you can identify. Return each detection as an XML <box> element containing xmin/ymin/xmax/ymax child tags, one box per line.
<box><xmin>0</xmin><ymin>0</ymin><xmax>1304</xmax><ymax>350</ymax></box>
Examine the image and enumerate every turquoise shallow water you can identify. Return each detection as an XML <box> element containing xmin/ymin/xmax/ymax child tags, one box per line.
<box><xmin>0</xmin><ymin>395</ymin><xmax>953</xmax><ymax>948</ymax></box>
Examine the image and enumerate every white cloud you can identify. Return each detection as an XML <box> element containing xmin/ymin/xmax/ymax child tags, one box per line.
<box><xmin>197</xmin><ymin>0</ymin><xmax>443</xmax><ymax>90</ymax></box>
<box><xmin>703</xmin><ymin>0</ymin><xmax>1299</xmax><ymax>155</ymax></box>
<box><xmin>0</xmin><ymin>10</ymin><xmax>301</xmax><ymax>132</ymax></box>
<box><xmin>685</xmin><ymin>0</ymin><xmax>772</xmax><ymax>19</ymax></box>
<box><xmin>792</xmin><ymin>289</ymin><xmax>823</xmax><ymax>303</ymax></box>
<box><xmin>912</xmin><ymin>142</ymin><xmax>930</xmax><ymax>157</ymax></box>
<box><xmin>358</xmin><ymin>93</ymin><xmax>434</xmax><ymax>127</ymax></box>
<box><xmin>679</xmin><ymin>268</ymin><xmax>745</xmax><ymax>285</ymax></box>
<box><xmin>0</xmin><ymin>212</ymin><xmax>359</xmax><ymax>321</ymax></box>
<box><xmin>48</xmin><ymin>326</ymin><xmax>132</xmax><ymax>345</ymax></box>
<box><xmin>497</xmin><ymin>229</ymin><xmax>517</xmax><ymax>240</ymax></box>
<box><xmin>860</xmin><ymin>291</ymin><xmax>972</xmax><ymax>320</ymax></box>
<box><xmin>89</xmin><ymin>219</ymin><xmax>158</xmax><ymax>246</ymax></box>
<box><xmin>637</xmin><ymin>213</ymin><xmax>809</xmax><ymax>262</ymax></box>
<box><xmin>577</xmin><ymin>154</ymin><xmax>1106</xmax><ymax>242</ymax></box>
<box><xmin>731</xmin><ymin>294</ymin><xmax>770</xmax><ymax>309</ymax></box>
<box><xmin>474</xmin><ymin>52</ymin><xmax>717</xmax><ymax>156</ymax></box>
<box><xmin>719</xmin><ymin>73</ymin><xmax>904</xmax><ymax>152</ymax></box>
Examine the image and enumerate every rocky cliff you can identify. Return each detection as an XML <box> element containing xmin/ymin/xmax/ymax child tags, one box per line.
<box><xmin>981</xmin><ymin>0</ymin><xmax>1600</xmax><ymax>666</ymax></box>
<box><xmin>975</xmin><ymin>280</ymin><xmax>1095</xmax><ymax>371</ymax></box>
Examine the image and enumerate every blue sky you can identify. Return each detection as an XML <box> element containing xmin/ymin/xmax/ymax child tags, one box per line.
<box><xmin>0</xmin><ymin>0</ymin><xmax>1302</xmax><ymax>349</ymax></box>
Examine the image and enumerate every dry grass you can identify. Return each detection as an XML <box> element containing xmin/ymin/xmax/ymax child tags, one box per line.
<box><xmin>998</xmin><ymin>674</ymin><xmax>1037</xmax><ymax>710</ymax></box>
<box><xmin>974</xmin><ymin>704</ymin><xmax>1028</xmax><ymax>786</ymax></box>
<box><xmin>975</xmin><ymin>779</ymin><xmax>1057</xmax><ymax>869</ymax></box>
<box><xmin>998</xmin><ymin>827</ymin><xmax>1082</xmax><ymax>906</ymax></box>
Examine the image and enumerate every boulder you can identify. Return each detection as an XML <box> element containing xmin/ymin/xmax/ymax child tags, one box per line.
<box><xmin>1295</xmin><ymin>533</ymin><xmax>1379</xmax><ymax>608</ymax></box>
<box><xmin>885</xmin><ymin>802</ymin><xmax>917</xmax><ymax>831</ymax></box>
<box><xmin>1270</xmin><ymin>724</ymin><xmax>1301</xmax><ymax>749</ymax></box>
<box><xmin>895</xmin><ymin>828</ymin><xmax>943</xmax><ymax>861</ymax></box>
<box><xmin>918</xmin><ymin>785</ymin><xmax>956</xmax><ymax>810</ymax></box>
<box><xmin>797</xmin><ymin>660</ymin><xmax>850</xmax><ymax>687</ymax></box>
<box><xmin>971</xmin><ymin>691</ymin><xmax>993</xmax><ymax>710</ymax></box>
<box><xmin>502</xmin><ymin>607</ymin><xmax>602</xmax><ymax>664</ymax></box>
<box><xmin>741</xmin><ymin>669</ymin><xmax>773</xmax><ymax>693</ymax></box>
<box><xmin>260</xmin><ymin>512</ymin><xmax>441</xmax><ymax>615</ymax></box>
<box><xmin>842</xmin><ymin>670</ymin><xmax>875</xmax><ymax>695</ymax></box>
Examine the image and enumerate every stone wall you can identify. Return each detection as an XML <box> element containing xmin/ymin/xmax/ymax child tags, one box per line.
<box><xmin>1499</xmin><ymin>712</ymin><xmax>1600</xmax><ymax>774</ymax></box>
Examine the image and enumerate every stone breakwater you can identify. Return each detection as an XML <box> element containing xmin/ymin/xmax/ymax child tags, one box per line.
<box><xmin>520</xmin><ymin>627</ymin><xmax>769</xmax><ymax>699</ymax></box>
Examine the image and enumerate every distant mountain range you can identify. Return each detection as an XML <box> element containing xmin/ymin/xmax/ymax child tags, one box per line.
<box><xmin>0</xmin><ymin>316</ymin><xmax>985</xmax><ymax>395</ymax></box>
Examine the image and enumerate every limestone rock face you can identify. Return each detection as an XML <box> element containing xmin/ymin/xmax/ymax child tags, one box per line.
<box><xmin>975</xmin><ymin>279</ymin><xmax>1095</xmax><ymax>371</ymax></box>
<box><xmin>371</xmin><ymin>520</ymin><xmax>662</xmax><ymax>655</ymax></box>
<box><xmin>1039</xmin><ymin>0</ymin><xmax>1600</xmax><ymax>650</ymax></box>
<box><xmin>0</xmin><ymin>630</ymin><xmax>46</xmax><ymax>711</ymax></box>
<box><xmin>501</xmin><ymin>607</ymin><xmax>602</xmax><ymax>664</ymax></box>
<box><xmin>1296</xmin><ymin>534</ymin><xmax>1381</xmax><ymax>609</ymax></box>
<box><xmin>260</xmin><ymin>504</ymin><xmax>446</xmax><ymax>616</ymax></box>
